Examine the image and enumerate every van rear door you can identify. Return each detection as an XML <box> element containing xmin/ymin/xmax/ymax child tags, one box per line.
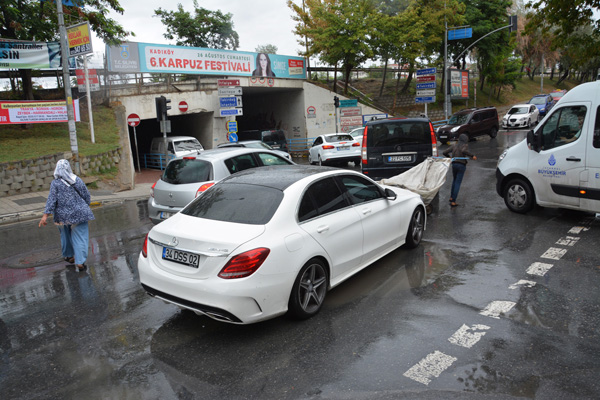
<box><xmin>581</xmin><ymin>105</ymin><xmax>600</xmax><ymax>212</ymax></box>
<box><xmin>528</xmin><ymin>103</ymin><xmax>589</xmax><ymax>208</ymax></box>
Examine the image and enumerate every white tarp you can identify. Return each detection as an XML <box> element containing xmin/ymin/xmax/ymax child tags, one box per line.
<box><xmin>380</xmin><ymin>157</ymin><xmax>451</xmax><ymax>205</ymax></box>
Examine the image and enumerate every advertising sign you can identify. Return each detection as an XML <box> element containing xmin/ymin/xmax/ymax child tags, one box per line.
<box><xmin>449</xmin><ymin>69</ymin><xmax>470</xmax><ymax>100</ymax></box>
<box><xmin>75</xmin><ymin>68</ymin><xmax>99</xmax><ymax>92</ymax></box>
<box><xmin>107</xmin><ymin>42</ymin><xmax>140</xmax><ymax>72</ymax></box>
<box><xmin>0</xmin><ymin>100</ymin><xmax>80</xmax><ymax>124</ymax></box>
<box><xmin>0</xmin><ymin>40</ymin><xmax>75</xmax><ymax>69</ymax></box>
<box><xmin>67</xmin><ymin>22</ymin><xmax>93</xmax><ymax>56</ymax></box>
<box><xmin>339</xmin><ymin>107</ymin><xmax>362</xmax><ymax>117</ymax></box>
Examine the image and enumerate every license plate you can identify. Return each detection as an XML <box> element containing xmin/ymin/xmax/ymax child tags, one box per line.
<box><xmin>388</xmin><ymin>155</ymin><xmax>412</xmax><ymax>162</ymax></box>
<box><xmin>439</xmin><ymin>135</ymin><xmax>447</xmax><ymax>139</ymax></box>
<box><xmin>160</xmin><ymin>212</ymin><xmax>173</xmax><ymax>219</ymax></box>
<box><xmin>337</xmin><ymin>146</ymin><xmax>349</xmax><ymax>151</ymax></box>
<box><xmin>162</xmin><ymin>247</ymin><xmax>200</xmax><ymax>268</ymax></box>
<box><xmin>271</xmin><ymin>144</ymin><xmax>280</xmax><ymax>149</ymax></box>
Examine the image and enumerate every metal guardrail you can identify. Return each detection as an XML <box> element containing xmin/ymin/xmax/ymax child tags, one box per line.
<box><xmin>143</xmin><ymin>153</ymin><xmax>174</xmax><ymax>170</ymax></box>
<box><xmin>431</xmin><ymin>119</ymin><xmax>448</xmax><ymax>129</ymax></box>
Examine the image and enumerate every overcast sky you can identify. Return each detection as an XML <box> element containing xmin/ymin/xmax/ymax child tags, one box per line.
<box><xmin>89</xmin><ymin>0</ymin><xmax>302</xmax><ymax>65</ymax></box>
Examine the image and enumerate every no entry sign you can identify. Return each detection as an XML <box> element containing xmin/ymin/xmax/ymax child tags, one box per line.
<box><xmin>179</xmin><ymin>101</ymin><xmax>188</xmax><ymax>112</ymax></box>
<box><xmin>127</xmin><ymin>113</ymin><xmax>140</xmax><ymax>127</ymax></box>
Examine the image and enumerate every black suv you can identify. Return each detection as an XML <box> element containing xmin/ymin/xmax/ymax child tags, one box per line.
<box><xmin>361</xmin><ymin>117</ymin><xmax>438</xmax><ymax>181</ymax></box>
<box><xmin>237</xmin><ymin>129</ymin><xmax>288</xmax><ymax>152</ymax></box>
<box><xmin>436</xmin><ymin>107</ymin><xmax>499</xmax><ymax>144</ymax></box>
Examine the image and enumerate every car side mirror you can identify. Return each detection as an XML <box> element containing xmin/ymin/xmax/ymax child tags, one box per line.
<box><xmin>526</xmin><ymin>129</ymin><xmax>542</xmax><ymax>152</ymax></box>
<box><xmin>384</xmin><ymin>188</ymin><xmax>397</xmax><ymax>200</ymax></box>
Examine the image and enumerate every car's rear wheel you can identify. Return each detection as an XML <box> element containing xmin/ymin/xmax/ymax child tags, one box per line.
<box><xmin>489</xmin><ymin>126</ymin><xmax>498</xmax><ymax>138</ymax></box>
<box><xmin>288</xmin><ymin>258</ymin><xmax>328</xmax><ymax>319</ymax></box>
<box><xmin>405</xmin><ymin>206</ymin><xmax>425</xmax><ymax>248</ymax></box>
<box><xmin>504</xmin><ymin>178</ymin><xmax>535</xmax><ymax>213</ymax></box>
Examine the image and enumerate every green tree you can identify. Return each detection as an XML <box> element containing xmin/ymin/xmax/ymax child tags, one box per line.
<box><xmin>256</xmin><ymin>44</ymin><xmax>278</xmax><ymax>54</ymax></box>
<box><xmin>154</xmin><ymin>0</ymin><xmax>239</xmax><ymax>50</ymax></box>
<box><xmin>0</xmin><ymin>0</ymin><xmax>131</xmax><ymax>100</ymax></box>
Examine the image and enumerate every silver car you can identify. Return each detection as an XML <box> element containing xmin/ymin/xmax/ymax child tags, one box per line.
<box><xmin>217</xmin><ymin>140</ymin><xmax>292</xmax><ymax>160</ymax></box>
<box><xmin>148</xmin><ymin>147</ymin><xmax>294</xmax><ymax>224</ymax></box>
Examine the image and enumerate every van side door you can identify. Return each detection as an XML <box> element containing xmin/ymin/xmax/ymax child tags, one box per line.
<box><xmin>581</xmin><ymin>105</ymin><xmax>600</xmax><ymax>212</ymax></box>
<box><xmin>529</xmin><ymin>103</ymin><xmax>589</xmax><ymax>208</ymax></box>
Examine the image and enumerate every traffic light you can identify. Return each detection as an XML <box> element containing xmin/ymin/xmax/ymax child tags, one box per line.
<box><xmin>509</xmin><ymin>15</ymin><xmax>518</xmax><ymax>33</ymax></box>
<box><xmin>334</xmin><ymin>96</ymin><xmax>339</xmax><ymax>108</ymax></box>
<box><xmin>155</xmin><ymin>96</ymin><xmax>171</xmax><ymax>121</ymax></box>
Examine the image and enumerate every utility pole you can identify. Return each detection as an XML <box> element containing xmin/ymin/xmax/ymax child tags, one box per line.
<box><xmin>540</xmin><ymin>54</ymin><xmax>544</xmax><ymax>93</ymax></box>
<box><xmin>55</xmin><ymin>0</ymin><xmax>80</xmax><ymax>174</ymax></box>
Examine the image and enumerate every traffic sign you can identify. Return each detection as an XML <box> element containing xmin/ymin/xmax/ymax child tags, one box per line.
<box><xmin>415</xmin><ymin>96</ymin><xmax>436</xmax><ymax>104</ymax></box>
<box><xmin>219</xmin><ymin>96</ymin><xmax>243</xmax><ymax>108</ymax></box>
<box><xmin>339</xmin><ymin>99</ymin><xmax>358</xmax><ymax>107</ymax></box>
<box><xmin>416</xmin><ymin>67</ymin><xmax>437</xmax><ymax>76</ymax></box>
<box><xmin>179</xmin><ymin>101</ymin><xmax>188</xmax><ymax>113</ymax></box>
<box><xmin>218</xmin><ymin>86</ymin><xmax>243</xmax><ymax>96</ymax></box>
<box><xmin>416</xmin><ymin>82</ymin><xmax>436</xmax><ymax>90</ymax></box>
<box><xmin>228</xmin><ymin>132</ymin><xmax>238</xmax><ymax>142</ymax></box>
<box><xmin>127</xmin><ymin>113</ymin><xmax>140</xmax><ymax>127</ymax></box>
<box><xmin>227</xmin><ymin>121</ymin><xmax>238</xmax><ymax>133</ymax></box>
<box><xmin>417</xmin><ymin>89</ymin><xmax>436</xmax><ymax>97</ymax></box>
<box><xmin>416</xmin><ymin>75</ymin><xmax>436</xmax><ymax>82</ymax></box>
<box><xmin>448</xmin><ymin>27</ymin><xmax>473</xmax><ymax>40</ymax></box>
<box><xmin>218</xmin><ymin>79</ymin><xmax>240</xmax><ymax>86</ymax></box>
<box><xmin>220</xmin><ymin>108</ymin><xmax>243</xmax><ymax>117</ymax></box>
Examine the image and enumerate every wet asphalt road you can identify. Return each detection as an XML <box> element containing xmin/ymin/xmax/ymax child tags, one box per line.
<box><xmin>1</xmin><ymin>129</ymin><xmax>599</xmax><ymax>399</ymax></box>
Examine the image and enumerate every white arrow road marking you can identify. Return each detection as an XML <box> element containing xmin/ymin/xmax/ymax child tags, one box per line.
<box><xmin>526</xmin><ymin>262</ymin><xmax>554</xmax><ymax>276</ymax></box>
<box><xmin>556</xmin><ymin>236</ymin><xmax>579</xmax><ymax>246</ymax></box>
<box><xmin>509</xmin><ymin>279</ymin><xmax>537</xmax><ymax>289</ymax></box>
<box><xmin>448</xmin><ymin>324</ymin><xmax>490</xmax><ymax>348</ymax></box>
<box><xmin>480</xmin><ymin>301</ymin><xmax>516</xmax><ymax>319</ymax></box>
<box><xmin>541</xmin><ymin>247</ymin><xmax>567</xmax><ymax>260</ymax></box>
<box><xmin>403</xmin><ymin>351</ymin><xmax>457</xmax><ymax>385</ymax></box>
<box><xmin>568</xmin><ymin>226</ymin><xmax>589</xmax><ymax>234</ymax></box>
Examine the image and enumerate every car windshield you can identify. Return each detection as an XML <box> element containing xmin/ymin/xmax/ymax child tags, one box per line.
<box><xmin>448</xmin><ymin>113</ymin><xmax>470</xmax><ymax>125</ymax></box>
<box><xmin>174</xmin><ymin>139</ymin><xmax>203</xmax><ymax>151</ymax></box>
<box><xmin>182</xmin><ymin>183</ymin><xmax>283</xmax><ymax>224</ymax></box>
<box><xmin>529</xmin><ymin>97</ymin><xmax>547</xmax><ymax>105</ymax></box>
<box><xmin>162</xmin><ymin>159</ymin><xmax>211</xmax><ymax>184</ymax></box>
<box><xmin>325</xmin><ymin>134</ymin><xmax>353</xmax><ymax>142</ymax></box>
<box><xmin>552</xmin><ymin>92</ymin><xmax>565</xmax><ymax>98</ymax></box>
<box><xmin>508</xmin><ymin>107</ymin><xmax>529</xmax><ymax>115</ymax></box>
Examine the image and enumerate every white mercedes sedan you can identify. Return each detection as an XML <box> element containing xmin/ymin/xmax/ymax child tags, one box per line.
<box><xmin>138</xmin><ymin>165</ymin><xmax>426</xmax><ymax>324</ymax></box>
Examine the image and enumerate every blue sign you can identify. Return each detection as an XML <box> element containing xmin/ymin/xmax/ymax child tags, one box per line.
<box><xmin>339</xmin><ymin>99</ymin><xmax>358</xmax><ymax>107</ymax></box>
<box><xmin>448</xmin><ymin>27</ymin><xmax>473</xmax><ymax>40</ymax></box>
<box><xmin>416</xmin><ymin>68</ymin><xmax>436</xmax><ymax>76</ymax></box>
<box><xmin>416</xmin><ymin>82</ymin><xmax>436</xmax><ymax>90</ymax></box>
<box><xmin>228</xmin><ymin>133</ymin><xmax>238</xmax><ymax>142</ymax></box>
<box><xmin>219</xmin><ymin>96</ymin><xmax>241</xmax><ymax>108</ymax></box>
<box><xmin>219</xmin><ymin>109</ymin><xmax>243</xmax><ymax>116</ymax></box>
<box><xmin>415</xmin><ymin>96</ymin><xmax>436</xmax><ymax>104</ymax></box>
<box><xmin>227</xmin><ymin>121</ymin><xmax>238</xmax><ymax>133</ymax></box>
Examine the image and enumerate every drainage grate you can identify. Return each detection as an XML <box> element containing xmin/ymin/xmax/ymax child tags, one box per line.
<box><xmin>12</xmin><ymin>196</ymin><xmax>48</xmax><ymax>206</ymax></box>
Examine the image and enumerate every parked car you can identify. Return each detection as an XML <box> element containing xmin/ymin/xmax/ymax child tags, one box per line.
<box><xmin>237</xmin><ymin>129</ymin><xmax>289</xmax><ymax>152</ymax></box>
<box><xmin>550</xmin><ymin>89</ymin><xmax>568</xmax><ymax>104</ymax></box>
<box><xmin>528</xmin><ymin>94</ymin><xmax>554</xmax><ymax>116</ymax></box>
<box><xmin>308</xmin><ymin>133</ymin><xmax>361</xmax><ymax>166</ymax></box>
<box><xmin>139</xmin><ymin>165</ymin><xmax>426</xmax><ymax>324</ymax></box>
<box><xmin>147</xmin><ymin>147</ymin><xmax>294</xmax><ymax>224</ymax></box>
<box><xmin>348</xmin><ymin>126</ymin><xmax>365</xmax><ymax>144</ymax></box>
<box><xmin>436</xmin><ymin>107</ymin><xmax>499</xmax><ymax>144</ymax></box>
<box><xmin>217</xmin><ymin>140</ymin><xmax>291</xmax><ymax>160</ymax></box>
<box><xmin>501</xmin><ymin>104</ymin><xmax>540</xmax><ymax>129</ymax></box>
<box><xmin>150</xmin><ymin>136</ymin><xmax>204</xmax><ymax>158</ymax></box>
<box><xmin>361</xmin><ymin>117</ymin><xmax>438</xmax><ymax>181</ymax></box>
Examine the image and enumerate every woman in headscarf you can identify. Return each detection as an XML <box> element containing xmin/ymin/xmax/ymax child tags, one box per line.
<box><xmin>443</xmin><ymin>134</ymin><xmax>477</xmax><ymax>207</ymax></box>
<box><xmin>39</xmin><ymin>159</ymin><xmax>95</xmax><ymax>270</ymax></box>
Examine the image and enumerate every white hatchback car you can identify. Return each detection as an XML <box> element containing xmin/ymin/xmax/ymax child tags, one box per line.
<box><xmin>139</xmin><ymin>166</ymin><xmax>426</xmax><ymax>324</ymax></box>
<box><xmin>308</xmin><ymin>133</ymin><xmax>361</xmax><ymax>166</ymax></box>
<box><xmin>501</xmin><ymin>104</ymin><xmax>540</xmax><ymax>129</ymax></box>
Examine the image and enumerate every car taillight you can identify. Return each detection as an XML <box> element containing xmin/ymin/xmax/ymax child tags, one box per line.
<box><xmin>322</xmin><ymin>145</ymin><xmax>335</xmax><ymax>150</ymax></box>
<box><xmin>352</xmin><ymin>142</ymin><xmax>360</xmax><ymax>147</ymax></box>
<box><xmin>361</xmin><ymin>128</ymin><xmax>368</xmax><ymax>164</ymax></box>
<box><xmin>195</xmin><ymin>182</ymin><xmax>215</xmax><ymax>198</ymax></box>
<box><xmin>150</xmin><ymin>181</ymin><xmax>157</xmax><ymax>198</ymax></box>
<box><xmin>142</xmin><ymin>233</ymin><xmax>149</xmax><ymax>258</ymax></box>
<box><xmin>429</xmin><ymin>122</ymin><xmax>438</xmax><ymax>157</ymax></box>
<box><xmin>218</xmin><ymin>248</ymin><xmax>270</xmax><ymax>279</ymax></box>
<box><xmin>183</xmin><ymin>156</ymin><xmax>195</xmax><ymax>160</ymax></box>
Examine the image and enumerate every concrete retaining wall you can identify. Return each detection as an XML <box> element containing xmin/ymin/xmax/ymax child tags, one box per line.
<box><xmin>0</xmin><ymin>148</ymin><xmax>121</xmax><ymax>197</ymax></box>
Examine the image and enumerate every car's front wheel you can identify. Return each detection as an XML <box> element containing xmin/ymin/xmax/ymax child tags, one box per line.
<box><xmin>288</xmin><ymin>258</ymin><xmax>328</xmax><ymax>320</ymax></box>
<box><xmin>405</xmin><ymin>206</ymin><xmax>425</xmax><ymax>248</ymax></box>
<box><xmin>489</xmin><ymin>126</ymin><xmax>498</xmax><ymax>138</ymax></box>
<box><xmin>504</xmin><ymin>178</ymin><xmax>535</xmax><ymax>213</ymax></box>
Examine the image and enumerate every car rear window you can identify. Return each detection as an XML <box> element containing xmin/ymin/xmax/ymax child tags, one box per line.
<box><xmin>325</xmin><ymin>134</ymin><xmax>353</xmax><ymax>142</ymax></box>
<box><xmin>162</xmin><ymin>159</ymin><xmax>212</xmax><ymax>184</ymax></box>
<box><xmin>174</xmin><ymin>139</ymin><xmax>203</xmax><ymax>152</ymax></box>
<box><xmin>181</xmin><ymin>183</ymin><xmax>283</xmax><ymax>224</ymax></box>
<box><xmin>366</xmin><ymin>121</ymin><xmax>430</xmax><ymax>147</ymax></box>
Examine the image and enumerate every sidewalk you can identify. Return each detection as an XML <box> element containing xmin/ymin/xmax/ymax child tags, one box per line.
<box><xmin>0</xmin><ymin>169</ymin><xmax>162</xmax><ymax>226</ymax></box>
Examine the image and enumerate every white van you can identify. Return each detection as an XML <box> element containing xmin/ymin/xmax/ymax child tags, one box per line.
<box><xmin>496</xmin><ymin>80</ymin><xmax>600</xmax><ymax>214</ymax></box>
<box><xmin>150</xmin><ymin>136</ymin><xmax>204</xmax><ymax>158</ymax></box>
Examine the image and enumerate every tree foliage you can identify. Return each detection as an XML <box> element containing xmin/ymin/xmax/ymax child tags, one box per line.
<box><xmin>256</xmin><ymin>44</ymin><xmax>278</xmax><ymax>54</ymax></box>
<box><xmin>154</xmin><ymin>0</ymin><xmax>239</xmax><ymax>50</ymax></box>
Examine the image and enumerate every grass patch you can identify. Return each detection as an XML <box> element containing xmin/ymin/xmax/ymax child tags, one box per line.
<box><xmin>0</xmin><ymin>104</ymin><xmax>120</xmax><ymax>163</ymax></box>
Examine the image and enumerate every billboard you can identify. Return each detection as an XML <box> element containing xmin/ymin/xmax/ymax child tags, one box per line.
<box><xmin>0</xmin><ymin>100</ymin><xmax>80</xmax><ymax>124</ymax></box>
<box><xmin>0</xmin><ymin>40</ymin><xmax>75</xmax><ymax>69</ymax></box>
<box><xmin>449</xmin><ymin>69</ymin><xmax>469</xmax><ymax>100</ymax></box>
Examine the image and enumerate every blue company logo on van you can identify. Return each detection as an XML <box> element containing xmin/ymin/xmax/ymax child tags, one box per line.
<box><xmin>538</xmin><ymin>154</ymin><xmax>566</xmax><ymax>177</ymax></box>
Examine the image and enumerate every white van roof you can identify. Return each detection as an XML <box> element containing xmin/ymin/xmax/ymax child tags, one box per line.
<box><xmin>559</xmin><ymin>81</ymin><xmax>600</xmax><ymax>104</ymax></box>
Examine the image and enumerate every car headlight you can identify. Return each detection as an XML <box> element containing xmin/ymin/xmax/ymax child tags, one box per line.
<box><xmin>450</xmin><ymin>126</ymin><xmax>460</xmax><ymax>133</ymax></box>
<box><xmin>497</xmin><ymin>149</ymin><xmax>508</xmax><ymax>166</ymax></box>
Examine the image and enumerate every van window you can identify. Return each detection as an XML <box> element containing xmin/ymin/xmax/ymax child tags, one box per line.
<box><xmin>594</xmin><ymin>106</ymin><xmax>600</xmax><ymax>149</ymax></box>
<box><xmin>541</xmin><ymin>106</ymin><xmax>587</xmax><ymax>150</ymax></box>
<box><xmin>367</xmin><ymin>121</ymin><xmax>430</xmax><ymax>147</ymax></box>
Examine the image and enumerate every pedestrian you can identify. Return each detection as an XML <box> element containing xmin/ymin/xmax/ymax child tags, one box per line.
<box><xmin>39</xmin><ymin>159</ymin><xmax>95</xmax><ymax>271</ymax></box>
<box><xmin>443</xmin><ymin>134</ymin><xmax>477</xmax><ymax>207</ymax></box>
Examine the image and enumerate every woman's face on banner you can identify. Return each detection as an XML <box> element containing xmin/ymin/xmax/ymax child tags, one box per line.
<box><xmin>259</xmin><ymin>54</ymin><xmax>268</xmax><ymax>69</ymax></box>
